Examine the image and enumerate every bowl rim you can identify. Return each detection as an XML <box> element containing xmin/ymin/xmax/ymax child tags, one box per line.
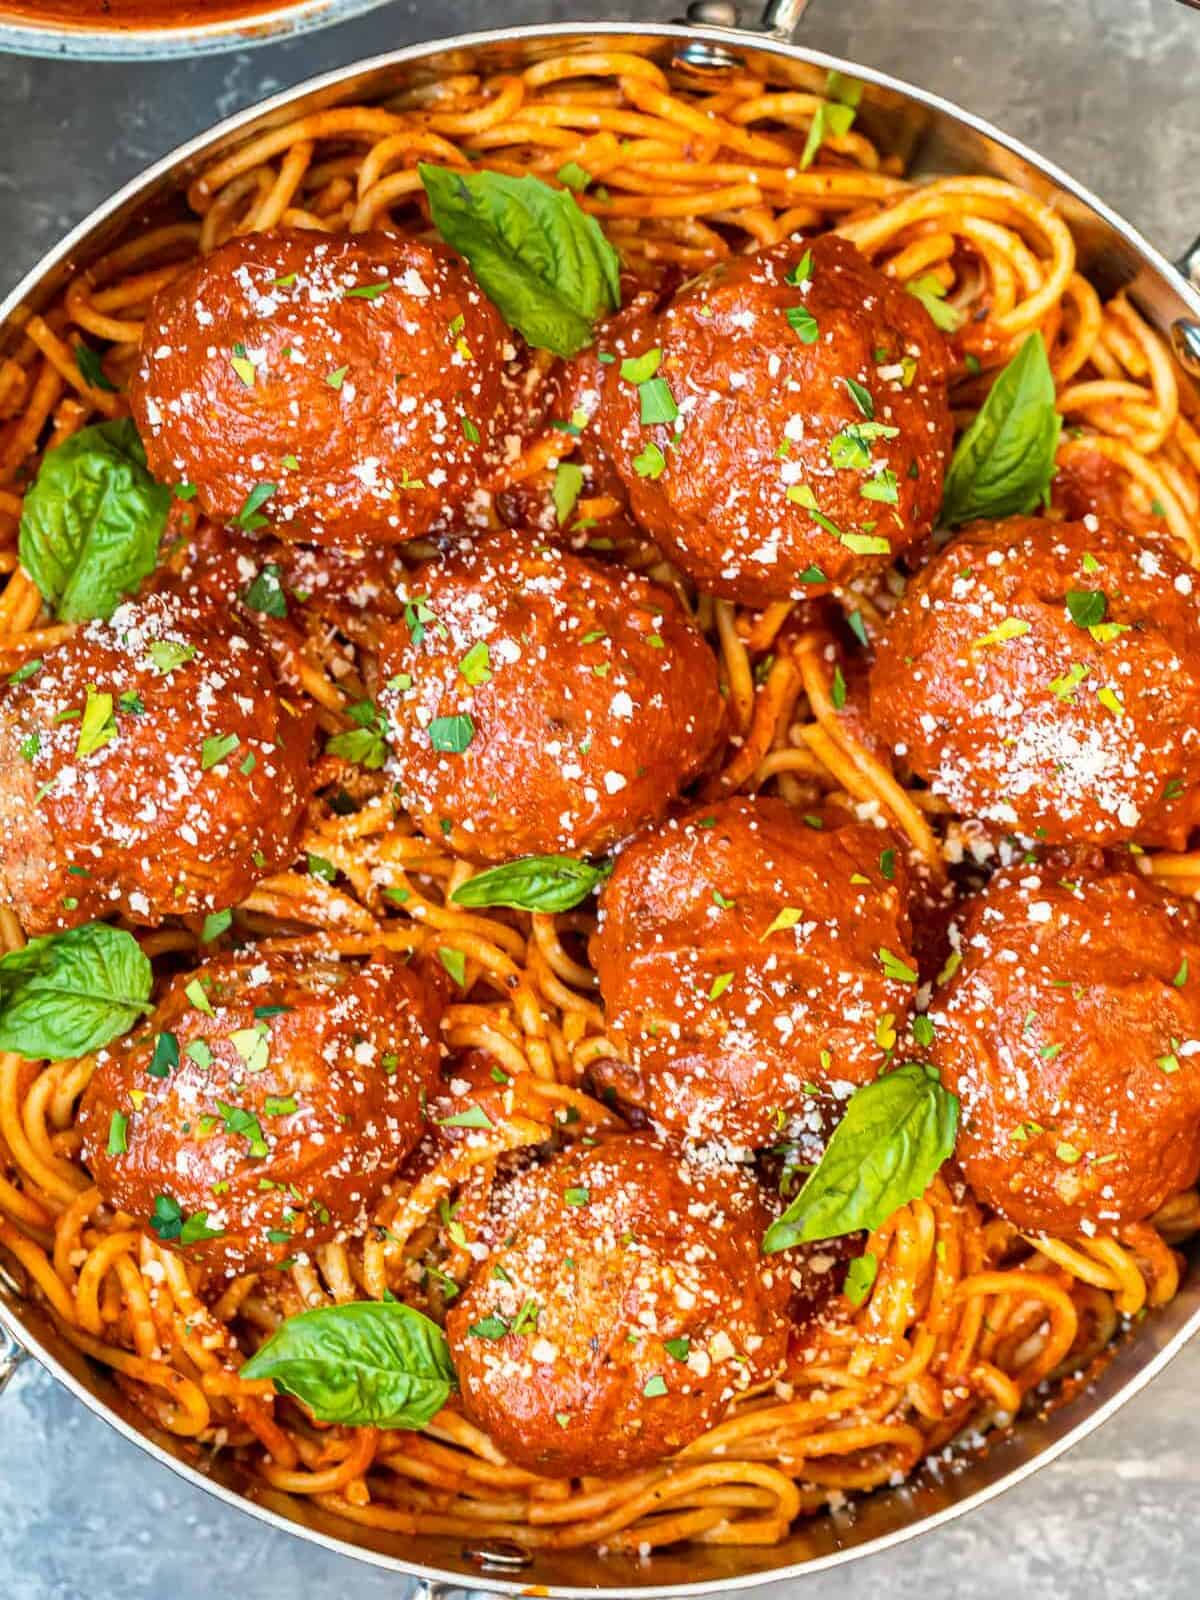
<box><xmin>0</xmin><ymin>0</ymin><xmax>399</xmax><ymax>62</ymax></box>
<box><xmin>3</xmin><ymin>18</ymin><xmax>1200</xmax><ymax>1596</ymax></box>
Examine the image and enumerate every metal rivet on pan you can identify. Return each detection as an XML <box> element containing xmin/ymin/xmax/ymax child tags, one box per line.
<box><xmin>462</xmin><ymin>1538</ymin><xmax>533</xmax><ymax>1570</ymax></box>
<box><xmin>1171</xmin><ymin>319</ymin><xmax>1200</xmax><ymax>379</ymax></box>
<box><xmin>672</xmin><ymin>0</ymin><xmax>744</xmax><ymax>71</ymax></box>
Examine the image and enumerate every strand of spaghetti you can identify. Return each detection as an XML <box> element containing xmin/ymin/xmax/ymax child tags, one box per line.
<box><xmin>381</xmin><ymin>1117</ymin><xmax>551</xmax><ymax>1256</ymax></box>
<box><xmin>21</xmin><ymin>316</ymin><xmax>122</xmax><ymax>419</ymax></box>
<box><xmin>0</xmin><ymin>359</ymin><xmax>62</xmax><ymax>482</ymax></box>
<box><xmin>794</xmin><ymin>635</ymin><xmax>944</xmax><ymax>873</ymax></box>
<box><xmin>1057</xmin><ymin>433</ymin><xmax>1198</xmax><ymax>559</ymax></box>
<box><xmin>711</xmin><ymin>649</ymin><xmax>802</xmax><ymax>796</ymax></box>
<box><xmin>0</xmin><ymin>1054</ymin><xmax>87</xmax><ymax>1204</ymax></box>
<box><xmin>953</xmin><ymin>1271</ymin><xmax>1078</xmax><ymax>1385</ymax></box>
<box><xmin>189</xmin><ymin>110</ymin><xmax>412</xmax><ymax>209</ymax></box>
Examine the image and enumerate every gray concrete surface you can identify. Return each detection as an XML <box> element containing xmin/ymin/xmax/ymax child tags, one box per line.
<box><xmin>1</xmin><ymin>0</ymin><xmax>1199</xmax><ymax>1596</ymax></box>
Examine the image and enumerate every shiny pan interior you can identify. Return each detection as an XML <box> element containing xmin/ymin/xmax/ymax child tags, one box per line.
<box><xmin>2</xmin><ymin>20</ymin><xmax>1200</xmax><ymax>1598</ymax></box>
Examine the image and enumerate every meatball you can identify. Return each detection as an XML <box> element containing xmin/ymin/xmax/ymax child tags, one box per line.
<box><xmin>79</xmin><ymin>951</ymin><xmax>442</xmax><ymax>1273</ymax></box>
<box><xmin>589</xmin><ymin>797</ymin><xmax>916</xmax><ymax>1147</ymax></box>
<box><xmin>869</xmin><ymin>516</ymin><xmax>1200</xmax><ymax>846</ymax></box>
<box><xmin>377</xmin><ymin>528</ymin><xmax>724</xmax><ymax>861</ymax></box>
<box><xmin>0</xmin><ymin>590</ymin><xmax>314</xmax><ymax>932</ymax></box>
<box><xmin>587</xmin><ymin>234</ymin><xmax>953</xmax><ymax>604</ymax></box>
<box><xmin>930</xmin><ymin>861</ymin><xmax>1200</xmax><ymax>1233</ymax></box>
<box><xmin>446</xmin><ymin>1133</ymin><xmax>790</xmax><ymax>1476</ymax></box>
<box><xmin>130</xmin><ymin>230</ymin><xmax>509</xmax><ymax>545</ymax></box>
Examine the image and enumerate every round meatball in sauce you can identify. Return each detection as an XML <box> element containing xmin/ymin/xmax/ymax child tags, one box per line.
<box><xmin>869</xmin><ymin>516</ymin><xmax>1200</xmax><ymax>846</ymax></box>
<box><xmin>589</xmin><ymin>797</ymin><xmax>916</xmax><ymax>1148</ymax></box>
<box><xmin>79</xmin><ymin>951</ymin><xmax>442</xmax><ymax>1274</ymax></box>
<box><xmin>0</xmin><ymin>590</ymin><xmax>314</xmax><ymax>933</ymax></box>
<box><xmin>130</xmin><ymin>230</ymin><xmax>510</xmax><ymax>545</ymax></box>
<box><xmin>446</xmin><ymin>1133</ymin><xmax>791</xmax><ymax>1477</ymax></box>
<box><xmin>586</xmin><ymin>234</ymin><xmax>953</xmax><ymax>605</ymax></box>
<box><xmin>930</xmin><ymin>860</ymin><xmax>1200</xmax><ymax>1234</ymax></box>
<box><xmin>376</xmin><ymin>528</ymin><xmax>724</xmax><ymax>862</ymax></box>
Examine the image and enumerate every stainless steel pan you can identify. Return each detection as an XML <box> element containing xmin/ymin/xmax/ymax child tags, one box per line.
<box><xmin>3</xmin><ymin>8</ymin><xmax>1200</xmax><ymax>1596</ymax></box>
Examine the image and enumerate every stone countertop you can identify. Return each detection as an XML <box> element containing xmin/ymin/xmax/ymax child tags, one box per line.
<box><xmin>1</xmin><ymin>1</ymin><xmax>1199</xmax><ymax>1596</ymax></box>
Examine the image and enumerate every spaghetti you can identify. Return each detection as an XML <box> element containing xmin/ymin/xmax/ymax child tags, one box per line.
<box><xmin>1</xmin><ymin>40</ymin><xmax>1199</xmax><ymax>1556</ymax></box>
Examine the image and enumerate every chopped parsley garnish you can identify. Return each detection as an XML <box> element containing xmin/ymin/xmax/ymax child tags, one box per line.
<box><xmin>556</xmin><ymin>161</ymin><xmax>591</xmax><ymax>192</ymax></box>
<box><xmin>878</xmin><ymin>947</ymin><xmax>918</xmax><ymax>983</ymax></box>
<box><xmin>860</xmin><ymin>468</ymin><xmax>899</xmax><ymax>505</ymax></box>
<box><xmin>200</xmin><ymin>733</ymin><xmax>240</xmax><ymax>771</ymax></box>
<box><xmin>905</xmin><ymin>274</ymin><xmax>966</xmax><ymax>332</ymax></box>
<box><xmin>439</xmin><ymin>1103</ymin><xmax>493</xmax><ymax>1129</ymax></box>
<box><xmin>785</xmin><ymin>250</ymin><xmax>813</xmax><ymax>286</ymax></box>
<box><xmin>974</xmin><ymin>617</ymin><xmax>1031</xmax><ymax>649</ymax></box>
<box><xmin>328</xmin><ymin>698</ymin><xmax>388</xmax><ymax>769</ymax></box>
<box><xmin>620</xmin><ymin>348</ymin><xmax>662</xmax><ymax>383</ymax></box>
<box><xmin>149</xmin><ymin>1195</ymin><xmax>224</xmax><ymax>1245</ymax></box>
<box><xmin>638</xmin><ymin>375</ymin><xmax>678</xmax><ymax>425</ymax></box>
<box><xmin>761</xmin><ymin>907</ymin><xmax>801</xmax><ymax>940</ymax></box>
<box><xmin>75</xmin><ymin>343</ymin><xmax>117</xmax><ymax>393</ymax></box>
<box><xmin>458</xmin><ymin>641</ymin><xmax>492</xmax><ymax>686</ymax></box>
<box><xmin>230</xmin><ymin>344</ymin><xmax>255</xmax><ymax>387</ymax></box>
<box><xmin>786</xmin><ymin>304</ymin><xmax>819</xmax><ymax>343</ymax></box>
<box><xmin>145</xmin><ymin>639</ymin><xmax>196</xmax><ymax>676</ymax></box>
<box><xmin>325</xmin><ymin>365</ymin><xmax>349</xmax><ymax>391</ymax></box>
<box><xmin>241</xmin><ymin>560</ymin><xmax>288</xmax><ymax>614</ymax></box>
<box><xmin>437</xmin><ymin>946</ymin><xmax>468</xmax><ymax>987</ymax></box>
<box><xmin>428</xmin><ymin>713</ymin><xmax>475</xmax><ymax>753</ymax></box>
<box><xmin>842</xmin><ymin>377</ymin><xmax>875</xmax><ymax>418</ymax></box>
<box><xmin>216</xmin><ymin>1100</ymin><xmax>268</xmax><ymax>1158</ymax></box>
<box><xmin>633</xmin><ymin>440</ymin><xmax>667</xmax><ymax>479</ymax></box>
<box><xmin>1049</xmin><ymin>662</ymin><xmax>1089</xmax><ymax>702</ymax></box>
<box><xmin>148</xmin><ymin>1031</ymin><xmax>179</xmax><ymax>1079</ymax></box>
<box><xmin>344</xmin><ymin>280</ymin><xmax>390</xmax><ymax>300</ymax></box>
<box><xmin>76</xmin><ymin>688</ymin><xmax>117</xmax><ymax>758</ymax></box>
<box><xmin>468</xmin><ymin>1315</ymin><xmax>509</xmax><ymax>1340</ymax></box>
<box><xmin>553</xmin><ymin>460</ymin><xmax>584</xmax><ymax>526</ymax></box>
<box><xmin>200</xmin><ymin>909</ymin><xmax>232</xmax><ymax>943</ymax></box>
<box><xmin>234</xmin><ymin>481</ymin><xmax>276</xmax><ymax>531</ymax></box>
<box><xmin>1066</xmin><ymin>589</ymin><xmax>1106</xmax><ymax>629</ymax></box>
<box><xmin>106</xmin><ymin>1110</ymin><xmax>129</xmax><ymax>1155</ymax></box>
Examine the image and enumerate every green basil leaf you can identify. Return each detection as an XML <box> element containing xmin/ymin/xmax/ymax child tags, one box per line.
<box><xmin>18</xmin><ymin>418</ymin><xmax>171</xmax><ymax>622</ymax></box>
<box><xmin>0</xmin><ymin>923</ymin><xmax>152</xmax><ymax>1060</ymax></box>
<box><xmin>240</xmin><ymin>1300</ymin><xmax>456</xmax><ymax>1428</ymax></box>
<box><xmin>451</xmin><ymin>854</ymin><xmax>612</xmax><ymax>912</ymax></box>
<box><xmin>940</xmin><ymin>332</ymin><xmax>1061</xmax><ymax>526</ymax></box>
<box><xmin>762</xmin><ymin>1062</ymin><xmax>958</xmax><ymax>1251</ymax></box>
<box><xmin>418</xmin><ymin>164</ymin><xmax>621</xmax><ymax>358</ymax></box>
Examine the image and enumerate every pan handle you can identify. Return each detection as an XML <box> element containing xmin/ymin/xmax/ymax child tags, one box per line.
<box><xmin>1171</xmin><ymin>237</ymin><xmax>1200</xmax><ymax>379</ymax></box>
<box><xmin>680</xmin><ymin>0</ymin><xmax>812</xmax><ymax>37</ymax></box>
<box><xmin>0</xmin><ymin>1314</ymin><xmax>29</xmax><ymax>1398</ymax></box>
<box><xmin>409</xmin><ymin>1584</ymin><xmax>513</xmax><ymax>1600</ymax></box>
<box><xmin>759</xmin><ymin>0</ymin><xmax>812</xmax><ymax>35</ymax></box>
